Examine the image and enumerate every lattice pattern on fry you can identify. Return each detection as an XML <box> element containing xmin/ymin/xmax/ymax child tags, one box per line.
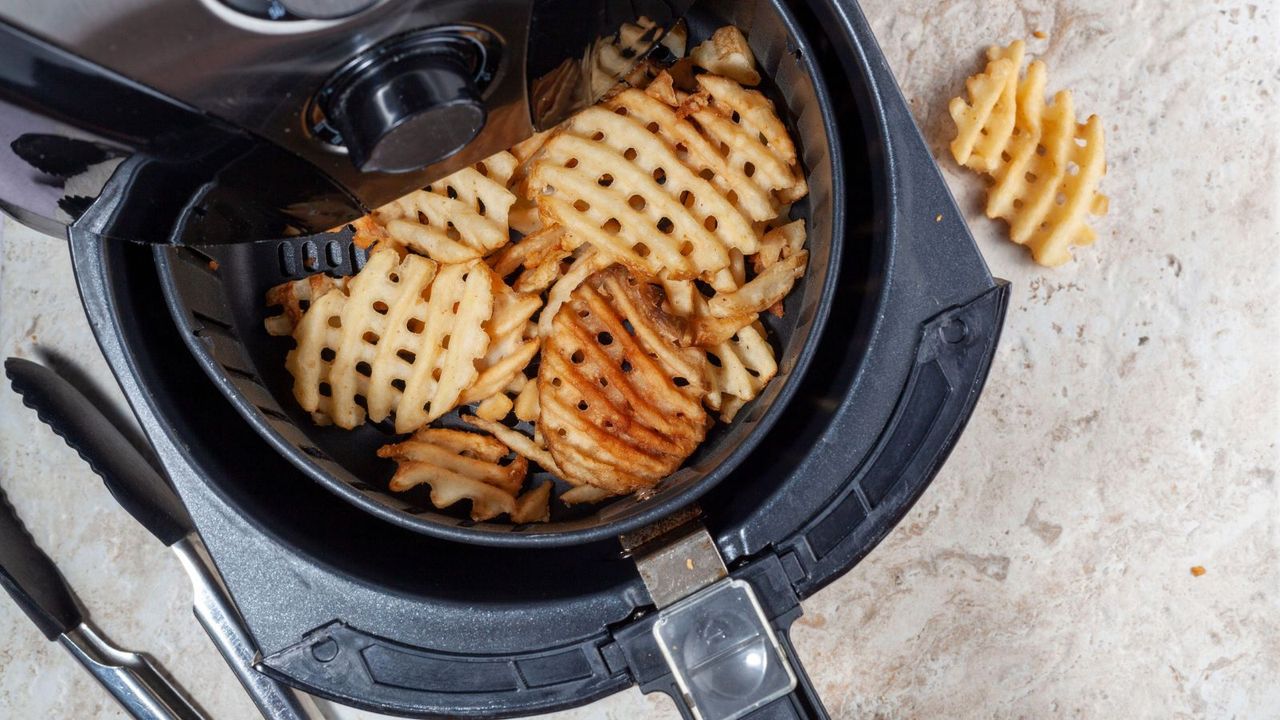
<box><xmin>538</xmin><ymin>265</ymin><xmax>709</xmax><ymax>494</ymax></box>
<box><xmin>280</xmin><ymin>250</ymin><xmax>538</xmax><ymax>432</ymax></box>
<box><xmin>368</xmin><ymin>151</ymin><xmax>518</xmax><ymax>262</ymax></box>
<box><xmin>949</xmin><ymin>40</ymin><xmax>1109</xmax><ymax>266</ymax></box>
<box><xmin>378</xmin><ymin>428</ymin><xmax>529</xmax><ymax>521</ymax></box>
<box><xmin>265</xmin><ymin>274</ymin><xmax>347</xmax><ymax>337</ymax></box>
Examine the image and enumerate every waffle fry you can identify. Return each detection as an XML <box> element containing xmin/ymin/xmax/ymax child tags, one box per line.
<box><xmin>704</xmin><ymin>322</ymin><xmax>777</xmax><ymax>422</ymax></box>
<box><xmin>513</xmin><ymin>380</ymin><xmax>539</xmax><ymax>422</ymax></box>
<box><xmin>690</xmin><ymin>26</ymin><xmax>760</xmax><ymax>86</ymax></box>
<box><xmin>539</xmin><ymin>265</ymin><xmax>709</xmax><ymax>494</ymax></box>
<box><xmin>511</xmin><ymin>481</ymin><xmax>552</xmax><ymax>524</ymax></box>
<box><xmin>949</xmin><ymin>40</ymin><xmax>1109</xmax><ymax>266</ymax></box>
<box><xmin>475</xmin><ymin>392</ymin><xmax>514</xmax><ymax>422</ymax></box>
<box><xmin>265</xmin><ymin>274</ymin><xmax>347</xmax><ymax>336</ymax></box>
<box><xmin>691</xmin><ymin>74</ymin><xmax>807</xmax><ymax>204</ymax></box>
<box><xmin>462</xmin><ymin>414</ymin><xmax>561</xmax><ymax>475</ymax></box>
<box><xmin>370</xmin><ymin>150</ymin><xmax>518</xmax><ymax>262</ymax></box>
<box><xmin>281</xmin><ymin>251</ymin><xmax>540</xmax><ymax>432</ymax></box>
<box><xmin>379</xmin><ymin>428</ymin><xmax>528</xmax><ymax>521</ymax></box>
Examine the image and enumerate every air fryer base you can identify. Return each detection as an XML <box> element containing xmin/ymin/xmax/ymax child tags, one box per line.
<box><xmin>67</xmin><ymin>0</ymin><xmax>1009</xmax><ymax>716</ymax></box>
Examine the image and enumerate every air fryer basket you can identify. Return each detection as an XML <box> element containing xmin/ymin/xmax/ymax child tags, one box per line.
<box><xmin>156</xmin><ymin>0</ymin><xmax>844</xmax><ymax>547</ymax></box>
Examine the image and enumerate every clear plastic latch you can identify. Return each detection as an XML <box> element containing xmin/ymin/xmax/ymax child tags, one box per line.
<box><xmin>652</xmin><ymin>578</ymin><xmax>797</xmax><ymax>720</ymax></box>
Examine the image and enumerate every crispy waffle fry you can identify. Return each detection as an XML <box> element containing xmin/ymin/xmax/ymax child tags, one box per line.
<box><xmin>949</xmin><ymin>40</ymin><xmax>1108</xmax><ymax>266</ymax></box>
<box><xmin>691</xmin><ymin>74</ymin><xmax>807</xmax><ymax>204</ymax></box>
<box><xmin>281</xmin><ymin>251</ymin><xmax>540</xmax><ymax>432</ymax></box>
<box><xmin>265</xmin><ymin>274</ymin><xmax>347</xmax><ymax>337</ymax></box>
<box><xmin>539</xmin><ymin>265</ymin><xmax>709</xmax><ymax>494</ymax></box>
<box><xmin>370</xmin><ymin>151</ymin><xmax>518</xmax><ymax>263</ymax></box>
<box><xmin>704</xmin><ymin>322</ymin><xmax>777</xmax><ymax>422</ymax></box>
<box><xmin>511</xmin><ymin>481</ymin><xmax>552</xmax><ymax>524</ymax></box>
<box><xmin>462</xmin><ymin>414</ymin><xmax>562</xmax><ymax>475</ymax></box>
<box><xmin>530</xmin><ymin>106</ymin><xmax>759</xmax><ymax>278</ymax></box>
<box><xmin>690</xmin><ymin>26</ymin><xmax>760</xmax><ymax>86</ymax></box>
<box><xmin>560</xmin><ymin>484</ymin><xmax>617</xmax><ymax>505</ymax></box>
<box><xmin>708</xmin><ymin>250</ymin><xmax>807</xmax><ymax>318</ymax></box>
<box><xmin>379</xmin><ymin>428</ymin><xmax>527</xmax><ymax>521</ymax></box>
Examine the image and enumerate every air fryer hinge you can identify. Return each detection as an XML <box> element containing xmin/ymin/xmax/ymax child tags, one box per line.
<box><xmin>621</xmin><ymin>507</ymin><xmax>726</xmax><ymax>609</ymax></box>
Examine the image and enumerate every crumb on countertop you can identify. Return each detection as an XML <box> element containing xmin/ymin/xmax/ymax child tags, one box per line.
<box><xmin>1191</xmin><ymin>565</ymin><xmax>1206</xmax><ymax>577</ymax></box>
<box><xmin>1033</xmin><ymin>29</ymin><xmax>1047</xmax><ymax>39</ymax></box>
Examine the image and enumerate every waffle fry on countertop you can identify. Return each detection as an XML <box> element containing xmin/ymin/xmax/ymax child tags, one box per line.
<box><xmin>949</xmin><ymin>40</ymin><xmax>1108</xmax><ymax>266</ymax></box>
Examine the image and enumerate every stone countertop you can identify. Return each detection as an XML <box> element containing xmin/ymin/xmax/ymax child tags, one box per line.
<box><xmin>1</xmin><ymin>0</ymin><xmax>1277</xmax><ymax>717</ymax></box>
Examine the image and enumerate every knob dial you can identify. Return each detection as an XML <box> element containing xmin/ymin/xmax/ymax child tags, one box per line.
<box><xmin>322</xmin><ymin>38</ymin><xmax>486</xmax><ymax>174</ymax></box>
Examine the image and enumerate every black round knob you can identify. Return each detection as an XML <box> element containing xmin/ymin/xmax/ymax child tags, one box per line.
<box><xmin>323</xmin><ymin>40</ymin><xmax>486</xmax><ymax>174</ymax></box>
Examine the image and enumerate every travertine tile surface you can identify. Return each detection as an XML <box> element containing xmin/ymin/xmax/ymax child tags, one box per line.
<box><xmin>1</xmin><ymin>1</ymin><xmax>1276</xmax><ymax>718</ymax></box>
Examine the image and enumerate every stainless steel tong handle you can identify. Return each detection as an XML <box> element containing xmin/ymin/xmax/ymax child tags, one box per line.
<box><xmin>59</xmin><ymin>623</ymin><xmax>204</xmax><ymax>720</ymax></box>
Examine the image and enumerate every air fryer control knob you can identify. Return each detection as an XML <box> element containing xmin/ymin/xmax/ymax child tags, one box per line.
<box><xmin>323</xmin><ymin>40</ymin><xmax>486</xmax><ymax>174</ymax></box>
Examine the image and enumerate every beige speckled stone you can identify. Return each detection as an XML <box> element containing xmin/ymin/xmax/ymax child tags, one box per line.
<box><xmin>2</xmin><ymin>1</ymin><xmax>1277</xmax><ymax>717</ymax></box>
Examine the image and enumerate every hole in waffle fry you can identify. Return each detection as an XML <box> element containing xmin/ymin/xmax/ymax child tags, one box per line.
<box><xmin>321</xmin><ymin>348</ymin><xmax>336</xmax><ymax>362</ymax></box>
<box><xmin>599</xmin><ymin>377</ymin><xmax>608</xmax><ymax>387</ymax></box>
<box><xmin>603</xmin><ymin>218</ymin><xmax>622</xmax><ymax>234</ymax></box>
<box><xmin>356</xmin><ymin>361</ymin><xmax>372</xmax><ymax>377</ymax></box>
<box><xmin>657</xmin><ymin>217</ymin><xmax>674</xmax><ymax>234</ymax></box>
<box><xmin>598</xmin><ymin>173</ymin><xmax>614</xmax><ymax>186</ymax></box>
<box><xmin>432</xmin><ymin>367</ymin><xmax>442</xmax><ymax>381</ymax></box>
<box><xmin>392</xmin><ymin>378</ymin><xmax>406</xmax><ymax>391</ymax></box>
<box><xmin>552</xmin><ymin>376</ymin><xmax>562</xmax><ymax>387</ymax></box>
<box><xmin>652</xmin><ymin>167</ymin><xmax>666</xmax><ymax>184</ymax></box>
<box><xmin>704</xmin><ymin>216</ymin><xmax>718</xmax><ymax>231</ymax></box>
<box><xmin>744</xmin><ymin>161</ymin><xmax>756</xmax><ymax>178</ymax></box>
<box><xmin>634</xmin><ymin>243</ymin><xmax>651</xmax><ymax>258</ymax></box>
<box><xmin>620</xmin><ymin>359</ymin><xmax>633</xmax><ymax>372</ymax></box>
<box><xmin>363</xmin><ymin>331</ymin><xmax>379</xmax><ymax>344</ymax></box>
<box><xmin>570</xmin><ymin>349</ymin><xmax>584</xmax><ymax>363</ymax></box>
<box><xmin>706</xmin><ymin>351</ymin><xmax>722</xmax><ymax>367</ymax></box>
<box><xmin>327</xmin><ymin>315</ymin><xmax>341</xmax><ymax>328</ymax></box>
<box><xmin>673</xmin><ymin>376</ymin><xmax>689</xmax><ymax>387</ymax></box>
<box><xmin>406</xmin><ymin>318</ymin><xmax>424</xmax><ymax>333</ymax></box>
<box><xmin>577</xmin><ymin>400</ymin><xmax>588</xmax><ymax>410</ymax></box>
<box><xmin>628</xmin><ymin>194</ymin><xmax>646</xmax><ymax>211</ymax></box>
<box><xmin>446</xmin><ymin>223</ymin><xmax>462</xmax><ymax>241</ymax></box>
<box><xmin>591</xmin><ymin>131</ymin><xmax>605</xmax><ymax>141</ymax></box>
<box><xmin>373</xmin><ymin>300</ymin><xmax>389</xmax><ymax>315</ymax></box>
<box><xmin>397</xmin><ymin>349</ymin><xmax>416</xmax><ymax>363</ymax></box>
<box><xmin>614</xmin><ymin>106</ymin><xmax>628</xmax><ymax>116</ymax></box>
<box><xmin>476</xmin><ymin>198</ymin><xmax>486</xmax><ymax>216</ymax></box>
<box><xmin>441</xmin><ymin>334</ymin><xmax>451</xmax><ymax>349</ymax></box>
<box><xmin>624</xmin><ymin>147</ymin><xmax>638</xmax><ymax>161</ymax></box>
<box><xmin>1025</xmin><ymin>171</ymin><xmax>1037</xmax><ymax>183</ymax></box>
<box><xmin>646</xmin><ymin>121</ymin><xmax>660</xmax><ymax>133</ymax></box>
<box><xmin>680</xmin><ymin>241</ymin><xmax>695</xmax><ymax>256</ymax></box>
<box><xmin>597</xmin><ymin>331</ymin><xmax>613</xmax><ymax>345</ymax></box>
<box><xmin>574</xmin><ymin>199</ymin><xmax>591</xmax><ymax>212</ymax></box>
<box><xmin>565</xmin><ymin>157</ymin><xmax>578</xmax><ymax>168</ymax></box>
<box><xmin>319</xmin><ymin>382</ymin><xmax>332</xmax><ymax>397</ymax></box>
<box><xmin>445</xmin><ymin>185</ymin><xmax>458</xmax><ymax>199</ymax></box>
<box><xmin>389</xmin><ymin>272</ymin><xmax>400</xmax><ymax>283</ymax></box>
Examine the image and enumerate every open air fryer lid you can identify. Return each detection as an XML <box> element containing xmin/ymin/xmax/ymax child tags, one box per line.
<box><xmin>68</xmin><ymin>0</ymin><xmax>1008</xmax><ymax>717</ymax></box>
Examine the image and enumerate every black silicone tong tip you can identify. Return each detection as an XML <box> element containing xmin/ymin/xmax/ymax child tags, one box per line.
<box><xmin>4</xmin><ymin>358</ymin><xmax>193</xmax><ymax>546</ymax></box>
<box><xmin>0</xmin><ymin>487</ymin><xmax>83</xmax><ymax>639</ymax></box>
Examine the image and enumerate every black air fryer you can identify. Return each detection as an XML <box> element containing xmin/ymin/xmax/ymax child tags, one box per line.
<box><xmin>0</xmin><ymin>0</ymin><xmax>1008</xmax><ymax>717</ymax></box>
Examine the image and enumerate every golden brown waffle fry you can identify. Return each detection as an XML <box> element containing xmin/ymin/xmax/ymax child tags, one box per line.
<box><xmin>692</xmin><ymin>74</ymin><xmax>807</xmax><ymax>204</ymax></box>
<box><xmin>708</xmin><ymin>250</ymin><xmax>807</xmax><ymax>318</ymax></box>
<box><xmin>513</xmin><ymin>380</ymin><xmax>540</xmax><ymax>422</ymax></box>
<box><xmin>511</xmin><ymin>481</ymin><xmax>552</xmax><ymax>523</ymax></box>
<box><xmin>462</xmin><ymin>414</ymin><xmax>562</xmax><ymax>475</ymax></box>
<box><xmin>690</xmin><ymin>26</ymin><xmax>760</xmax><ymax>86</ymax></box>
<box><xmin>264</xmin><ymin>274</ymin><xmax>347</xmax><ymax>337</ymax></box>
<box><xmin>379</xmin><ymin>428</ymin><xmax>528</xmax><ymax>521</ymax></box>
<box><xmin>530</xmin><ymin>106</ymin><xmax>759</xmax><ymax>279</ymax></box>
<box><xmin>539</xmin><ymin>265</ymin><xmax>709</xmax><ymax>494</ymax></box>
<box><xmin>949</xmin><ymin>40</ymin><xmax>1109</xmax><ymax>266</ymax></box>
<box><xmin>371</xmin><ymin>151</ymin><xmax>518</xmax><ymax>263</ymax></box>
<box><xmin>282</xmin><ymin>251</ymin><xmax>539</xmax><ymax>432</ymax></box>
<box><xmin>704</xmin><ymin>322</ymin><xmax>777</xmax><ymax>422</ymax></box>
